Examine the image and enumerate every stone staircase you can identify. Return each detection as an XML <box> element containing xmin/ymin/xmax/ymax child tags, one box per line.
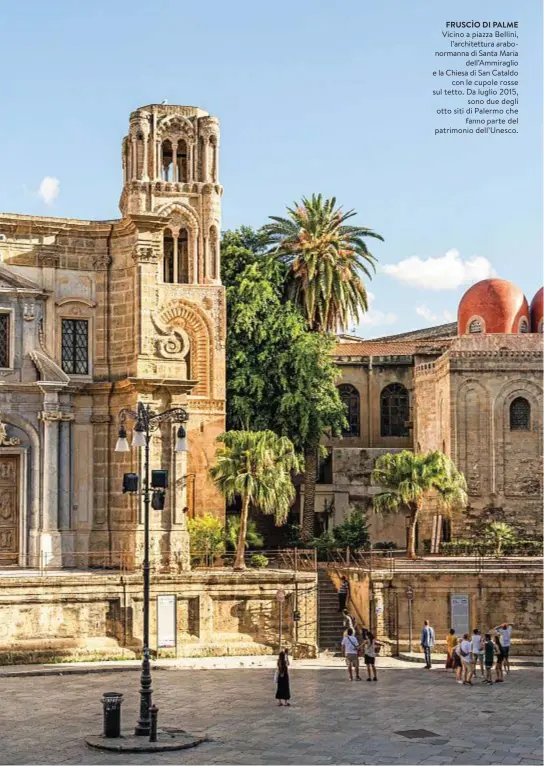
<box><xmin>318</xmin><ymin>568</ymin><xmax>345</xmax><ymax>654</ymax></box>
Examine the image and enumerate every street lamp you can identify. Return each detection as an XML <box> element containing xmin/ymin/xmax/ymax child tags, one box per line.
<box><xmin>115</xmin><ymin>401</ymin><xmax>189</xmax><ymax>737</ymax></box>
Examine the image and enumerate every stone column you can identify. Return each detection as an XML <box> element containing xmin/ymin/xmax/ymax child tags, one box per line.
<box><xmin>372</xmin><ymin>579</ymin><xmax>386</xmax><ymax>639</ymax></box>
<box><xmin>142</xmin><ymin>133</ymin><xmax>149</xmax><ymax>181</ymax></box>
<box><xmin>40</xmin><ymin>409</ymin><xmax>62</xmax><ymax>567</ymax></box>
<box><xmin>171</xmin><ymin>140</ymin><xmax>178</xmax><ymax>182</ymax></box>
<box><xmin>202</xmin><ymin>139</ymin><xmax>208</xmax><ymax>182</ymax></box>
<box><xmin>59</xmin><ymin>417</ymin><xmax>72</xmax><ymax>530</ymax></box>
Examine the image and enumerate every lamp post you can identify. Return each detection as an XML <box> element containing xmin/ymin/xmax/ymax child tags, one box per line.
<box><xmin>115</xmin><ymin>401</ymin><xmax>188</xmax><ymax>737</ymax></box>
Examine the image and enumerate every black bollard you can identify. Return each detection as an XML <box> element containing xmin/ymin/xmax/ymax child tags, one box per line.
<box><xmin>149</xmin><ymin>705</ymin><xmax>159</xmax><ymax>743</ymax></box>
<box><xmin>102</xmin><ymin>692</ymin><xmax>124</xmax><ymax>739</ymax></box>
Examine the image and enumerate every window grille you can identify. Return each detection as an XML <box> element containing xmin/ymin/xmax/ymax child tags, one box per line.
<box><xmin>468</xmin><ymin>318</ymin><xmax>483</xmax><ymax>333</ymax></box>
<box><xmin>61</xmin><ymin>319</ymin><xmax>89</xmax><ymax>375</ymax></box>
<box><xmin>509</xmin><ymin>397</ymin><xmax>530</xmax><ymax>431</ymax></box>
<box><xmin>0</xmin><ymin>314</ymin><xmax>9</xmax><ymax>368</ymax></box>
<box><xmin>338</xmin><ymin>384</ymin><xmax>360</xmax><ymax>437</ymax></box>
<box><xmin>380</xmin><ymin>383</ymin><xmax>410</xmax><ymax>437</ymax></box>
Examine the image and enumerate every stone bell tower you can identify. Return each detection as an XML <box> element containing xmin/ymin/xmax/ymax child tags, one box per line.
<box><xmin>101</xmin><ymin>104</ymin><xmax>226</xmax><ymax>566</ymax></box>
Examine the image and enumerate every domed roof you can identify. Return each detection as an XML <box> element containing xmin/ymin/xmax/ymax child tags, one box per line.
<box><xmin>458</xmin><ymin>278</ymin><xmax>529</xmax><ymax>335</ymax></box>
<box><xmin>530</xmin><ymin>287</ymin><xmax>543</xmax><ymax>332</ymax></box>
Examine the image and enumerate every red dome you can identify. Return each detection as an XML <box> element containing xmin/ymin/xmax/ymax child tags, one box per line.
<box><xmin>458</xmin><ymin>279</ymin><xmax>529</xmax><ymax>335</ymax></box>
<box><xmin>530</xmin><ymin>287</ymin><xmax>543</xmax><ymax>332</ymax></box>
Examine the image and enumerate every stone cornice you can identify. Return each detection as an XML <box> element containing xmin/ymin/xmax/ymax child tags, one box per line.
<box><xmin>0</xmin><ymin>213</ymin><xmax>117</xmax><ymax>236</ymax></box>
<box><xmin>449</xmin><ymin>349</ymin><xmax>542</xmax><ymax>359</ymax></box>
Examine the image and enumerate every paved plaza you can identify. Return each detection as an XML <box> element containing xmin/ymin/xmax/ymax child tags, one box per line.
<box><xmin>0</xmin><ymin>664</ymin><xmax>542</xmax><ymax>765</ymax></box>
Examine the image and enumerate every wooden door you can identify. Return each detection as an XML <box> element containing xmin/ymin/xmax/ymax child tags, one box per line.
<box><xmin>0</xmin><ymin>455</ymin><xmax>19</xmax><ymax>565</ymax></box>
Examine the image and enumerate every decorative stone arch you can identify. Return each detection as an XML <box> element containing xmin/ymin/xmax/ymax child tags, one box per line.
<box><xmin>158</xmin><ymin>115</ymin><xmax>195</xmax><ymax>139</ymax></box>
<box><xmin>156</xmin><ymin>202</ymin><xmax>200</xmax><ymax>233</ymax></box>
<box><xmin>0</xmin><ymin>411</ymin><xmax>41</xmax><ymax>562</ymax></box>
<box><xmin>493</xmin><ymin>378</ymin><xmax>543</xmax><ymax>498</ymax></box>
<box><xmin>153</xmin><ymin>298</ymin><xmax>214</xmax><ymax>397</ymax></box>
<box><xmin>455</xmin><ymin>378</ymin><xmax>490</xmax><ymax>496</ymax></box>
<box><xmin>157</xmin><ymin>203</ymin><xmax>200</xmax><ymax>283</ymax></box>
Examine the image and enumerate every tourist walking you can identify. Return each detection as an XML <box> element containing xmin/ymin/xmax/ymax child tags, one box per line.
<box><xmin>275</xmin><ymin>650</ymin><xmax>291</xmax><ymax>705</ymax></box>
<box><xmin>363</xmin><ymin>631</ymin><xmax>381</xmax><ymax>682</ymax></box>
<box><xmin>445</xmin><ymin>628</ymin><xmax>457</xmax><ymax>671</ymax></box>
<box><xmin>342</xmin><ymin>608</ymin><xmax>356</xmax><ymax>635</ymax></box>
<box><xmin>471</xmin><ymin>629</ymin><xmax>485</xmax><ymax>678</ymax></box>
<box><xmin>459</xmin><ymin>632</ymin><xmax>474</xmax><ymax>685</ymax></box>
<box><xmin>341</xmin><ymin>628</ymin><xmax>361</xmax><ymax>681</ymax></box>
<box><xmin>420</xmin><ymin>620</ymin><xmax>435</xmax><ymax>669</ymax></box>
<box><xmin>453</xmin><ymin>638</ymin><xmax>464</xmax><ymax>683</ymax></box>
<box><xmin>493</xmin><ymin>622</ymin><xmax>512</xmax><ymax>674</ymax></box>
<box><xmin>483</xmin><ymin>633</ymin><xmax>494</xmax><ymax>684</ymax></box>
<box><xmin>338</xmin><ymin>576</ymin><xmax>350</xmax><ymax>612</ymax></box>
<box><xmin>494</xmin><ymin>635</ymin><xmax>505</xmax><ymax>683</ymax></box>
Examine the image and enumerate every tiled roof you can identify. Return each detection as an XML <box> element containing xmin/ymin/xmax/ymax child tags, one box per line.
<box><xmin>334</xmin><ymin>338</ymin><xmax>454</xmax><ymax>357</ymax></box>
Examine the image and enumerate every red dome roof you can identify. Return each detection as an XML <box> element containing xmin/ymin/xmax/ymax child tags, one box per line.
<box><xmin>458</xmin><ymin>279</ymin><xmax>529</xmax><ymax>334</ymax></box>
<box><xmin>530</xmin><ymin>287</ymin><xmax>543</xmax><ymax>332</ymax></box>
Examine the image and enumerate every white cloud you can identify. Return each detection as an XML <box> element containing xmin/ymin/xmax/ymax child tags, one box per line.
<box><xmin>443</xmin><ymin>309</ymin><xmax>454</xmax><ymax>322</ymax></box>
<box><xmin>415</xmin><ymin>304</ymin><xmax>456</xmax><ymax>324</ymax></box>
<box><xmin>382</xmin><ymin>248</ymin><xmax>496</xmax><ymax>290</ymax></box>
<box><xmin>38</xmin><ymin>177</ymin><xmax>60</xmax><ymax>205</ymax></box>
<box><xmin>354</xmin><ymin>291</ymin><xmax>398</xmax><ymax>328</ymax></box>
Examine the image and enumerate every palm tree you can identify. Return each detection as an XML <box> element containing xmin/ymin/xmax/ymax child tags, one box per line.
<box><xmin>224</xmin><ymin>517</ymin><xmax>264</xmax><ymax>551</ymax></box>
<box><xmin>263</xmin><ymin>193</ymin><xmax>383</xmax><ymax>333</ymax></box>
<box><xmin>372</xmin><ymin>450</ymin><xmax>467</xmax><ymax>559</ymax></box>
<box><xmin>209</xmin><ymin>430</ymin><xmax>300</xmax><ymax>570</ymax></box>
<box><xmin>264</xmin><ymin>194</ymin><xmax>383</xmax><ymax>539</ymax></box>
<box><xmin>485</xmin><ymin>522</ymin><xmax>516</xmax><ymax>556</ymax></box>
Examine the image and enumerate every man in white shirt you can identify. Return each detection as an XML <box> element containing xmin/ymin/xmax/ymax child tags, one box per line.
<box><xmin>459</xmin><ymin>633</ymin><xmax>474</xmax><ymax>685</ymax></box>
<box><xmin>494</xmin><ymin>622</ymin><xmax>513</xmax><ymax>674</ymax></box>
<box><xmin>341</xmin><ymin>628</ymin><xmax>361</xmax><ymax>681</ymax></box>
<box><xmin>471</xmin><ymin>629</ymin><xmax>484</xmax><ymax>678</ymax></box>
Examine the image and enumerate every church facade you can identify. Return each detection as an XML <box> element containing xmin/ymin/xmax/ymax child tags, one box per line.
<box><xmin>317</xmin><ymin>280</ymin><xmax>543</xmax><ymax>551</ymax></box>
<box><xmin>0</xmin><ymin>104</ymin><xmax>226</xmax><ymax>569</ymax></box>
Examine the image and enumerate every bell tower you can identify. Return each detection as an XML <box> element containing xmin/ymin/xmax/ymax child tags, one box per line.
<box><xmin>120</xmin><ymin>104</ymin><xmax>222</xmax><ymax>285</ymax></box>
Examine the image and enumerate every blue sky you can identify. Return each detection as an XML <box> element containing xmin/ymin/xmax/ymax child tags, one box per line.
<box><xmin>0</xmin><ymin>0</ymin><xmax>541</xmax><ymax>337</ymax></box>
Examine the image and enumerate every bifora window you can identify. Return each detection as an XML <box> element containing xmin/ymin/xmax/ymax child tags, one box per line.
<box><xmin>509</xmin><ymin>397</ymin><xmax>530</xmax><ymax>431</ymax></box>
<box><xmin>61</xmin><ymin>319</ymin><xmax>89</xmax><ymax>375</ymax></box>
<box><xmin>0</xmin><ymin>313</ymin><xmax>10</xmax><ymax>368</ymax></box>
<box><xmin>338</xmin><ymin>384</ymin><xmax>360</xmax><ymax>437</ymax></box>
<box><xmin>380</xmin><ymin>383</ymin><xmax>410</xmax><ymax>437</ymax></box>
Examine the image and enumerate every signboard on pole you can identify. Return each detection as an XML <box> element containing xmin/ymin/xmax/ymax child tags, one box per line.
<box><xmin>276</xmin><ymin>589</ymin><xmax>285</xmax><ymax>603</ymax></box>
<box><xmin>157</xmin><ymin>594</ymin><xmax>177</xmax><ymax>649</ymax></box>
<box><xmin>450</xmin><ymin>594</ymin><xmax>470</xmax><ymax>636</ymax></box>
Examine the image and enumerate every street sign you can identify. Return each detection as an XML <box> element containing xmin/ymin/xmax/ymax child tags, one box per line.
<box><xmin>375</xmin><ymin>604</ymin><xmax>384</xmax><ymax>614</ymax></box>
<box><xmin>405</xmin><ymin>586</ymin><xmax>414</xmax><ymax>600</ymax></box>
<box><xmin>276</xmin><ymin>589</ymin><xmax>285</xmax><ymax>603</ymax></box>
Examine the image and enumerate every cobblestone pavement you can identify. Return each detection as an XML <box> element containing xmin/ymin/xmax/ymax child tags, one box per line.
<box><xmin>1</xmin><ymin>666</ymin><xmax>541</xmax><ymax>765</ymax></box>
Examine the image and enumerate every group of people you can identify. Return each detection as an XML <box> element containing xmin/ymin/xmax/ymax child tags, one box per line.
<box><xmin>444</xmin><ymin>623</ymin><xmax>513</xmax><ymax>685</ymax></box>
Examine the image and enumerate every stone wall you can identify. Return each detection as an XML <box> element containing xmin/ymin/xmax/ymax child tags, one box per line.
<box><xmin>338</xmin><ymin>566</ymin><xmax>542</xmax><ymax>656</ymax></box>
<box><xmin>0</xmin><ymin>569</ymin><xmax>317</xmax><ymax>664</ymax></box>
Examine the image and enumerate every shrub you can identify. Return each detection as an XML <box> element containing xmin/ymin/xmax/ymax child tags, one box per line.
<box><xmin>374</xmin><ymin>541</ymin><xmax>398</xmax><ymax>551</ymax></box>
<box><xmin>439</xmin><ymin>539</ymin><xmax>543</xmax><ymax>557</ymax></box>
<box><xmin>249</xmin><ymin>553</ymin><xmax>269</xmax><ymax>568</ymax></box>
<box><xmin>224</xmin><ymin>517</ymin><xmax>264</xmax><ymax>551</ymax></box>
<box><xmin>188</xmin><ymin>514</ymin><xmax>225</xmax><ymax>556</ymax></box>
<box><xmin>422</xmin><ymin>539</ymin><xmax>431</xmax><ymax>554</ymax></box>
<box><xmin>332</xmin><ymin>506</ymin><xmax>371</xmax><ymax>551</ymax></box>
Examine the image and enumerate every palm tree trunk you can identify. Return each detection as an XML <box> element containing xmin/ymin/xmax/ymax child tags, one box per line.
<box><xmin>234</xmin><ymin>496</ymin><xmax>249</xmax><ymax>570</ymax></box>
<box><xmin>302</xmin><ymin>444</ymin><xmax>318</xmax><ymax>541</ymax></box>
<box><xmin>407</xmin><ymin>502</ymin><xmax>422</xmax><ymax>559</ymax></box>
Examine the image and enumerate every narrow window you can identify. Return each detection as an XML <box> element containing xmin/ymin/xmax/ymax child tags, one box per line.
<box><xmin>509</xmin><ymin>397</ymin><xmax>530</xmax><ymax>431</ymax></box>
<box><xmin>468</xmin><ymin>318</ymin><xmax>483</xmax><ymax>333</ymax></box>
<box><xmin>519</xmin><ymin>317</ymin><xmax>529</xmax><ymax>333</ymax></box>
<box><xmin>380</xmin><ymin>383</ymin><xmax>409</xmax><ymax>437</ymax></box>
<box><xmin>178</xmin><ymin>229</ymin><xmax>189</xmax><ymax>284</ymax></box>
<box><xmin>338</xmin><ymin>384</ymin><xmax>360</xmax><ymax>437</ymax></box>
<box><xmin>176</xmin><ymin>139</ymin><xmax>188</xmax><ymax>182</ymax></box>
<box><xmin>163</xmin><ymin>229</ymin><xmax>174</xmax><ymax>283</ymax></box>
<box><xmin>61</xmin><ymin>319</ymin><xmax>89</xmax><ymax>375</ymax></box>
<box><xmin>0</xmin><ymin>314</ymin><xmax>10</xmax><ymax>368</ymax></box>
<box><xmin>161</xmin><ymin>140</ymin><xmax>173</xmax><ymax>181</ymax></box>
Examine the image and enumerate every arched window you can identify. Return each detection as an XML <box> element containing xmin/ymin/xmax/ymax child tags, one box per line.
<box><xmin>509</xmin><ymin>397</ymin><xmax>530</xmax><ymax>430</ymax></box>
<box><xmin>135</xmin><ymin>133</ymin><xmax>145</xmax><ymax>179</ymax></box>
<box><xmin>178</xmin><ymin>228</ymin><xmax>189</xmax><ymax>284</ymax></box>
<box><xmin>338</xmin><ymin>384</ymin><xmax>360</xmax><ymax>437</ymax></box>
<box><xmin>468</xmin><ymin>317</ymin><xmax>483</xmax><ymax>333</ymax></box>
<box><xmin>161</xmin><ymin>140</ymin><xmax>173</xmax><ymax>181</ymax></box>
<box><xmin>163</xmin><ymin>229</ymin><xmax>174</xmax><ymax>283</ymax></box>
<box><xmin>176</xmin><ymin>139</ymin><xmax>188</xmax><ymax>182</ymax></box>
<box><xmin>519</xmin><ymin>317</ymin><xmax>529</xmax><ymax>333</ymax></box>
<box><xmin>380</xmin><ymin>383</ymin><xmax>409</xmax><ymax>437</ymax></box>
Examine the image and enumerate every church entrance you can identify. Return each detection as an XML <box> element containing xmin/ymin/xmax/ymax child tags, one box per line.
<box><xmin>0</xmin><ymin>455</ymin><xmax>19</xmax><ymax>566</ymax></box>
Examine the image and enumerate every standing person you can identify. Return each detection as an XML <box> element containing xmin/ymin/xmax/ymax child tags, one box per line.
<box><xmin>420</xmin><ymin>620</ymin><xmax>435</xmax><ymax>669</ymax></box>
<box><xmin>274</xmin><ymin>650</ymin><xmax>291</xmax><ymax>705</ymax></box>
<box><xmin>459</xmin><ymin>632</ymin><xmax>474</xmax><ymax>685</ymax></box>
<box><xmin>453</xmin><ymin>638</ymin><xmax>464</xmax><ymax>683</ymax></box>
<box><xmin>338</xmin><ymin>576</ymin><xmax>349</xmax><ymax>612</ymax></box>
<box><xmin>494</xmin><ymin>635</ymin><xmax>505</xmax><ymax>683</ymax></box>
<box><xmin>446</xmin><ymin>628</ymin><xmax>457</xmax><ymax>671</ymax></box>
<box><xmin>342</xmin><ymin>608</ymin><xmax>356</xmax><ymax>635</ymax></box>
<box><xmin>363</xmin><ymin>631</ymin><xmax>381</xmax><ymax>682</ymax></box>
<box><xmin>483</xmin><ymin>633</ymin><xmax>494</xmax><ymax>684</ymax></box>
<box><xmin>341</xmin><ymin>628</ymin><xmax>361</xmax><ymax>681</ymax></box>
<box><xmin>471</xmin><ymin>629</ymin><xmax>485</xmax><ymax>678</ymax></box>
<box><xmin>493</xmin><ymin>622</ymin><xmax>513</xmax><ymax>674</ymax></box>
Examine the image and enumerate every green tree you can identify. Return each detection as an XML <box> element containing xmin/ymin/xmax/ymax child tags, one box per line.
<box><xmin>224</xmin><ymin>516</ymin><xmax>264</xmax><ymax>551</ymax></box>
<box><xmin>209</xmin><ymin>430</ymin><xmax>301</xmax><ymax>570</ymax></box>
<box><xmin>222</xmin><ymin>228</ymin><xmax>347</xmax><ymax>540</ymax></box>
<box><xmin>187</xmin><ymin>514</ymin><xmax>226</xmax><ymax>558</ymax></box>
<box><xmin>332</xmin><ymin>506</ymin><xmax>371</xmax><ymax>550</ymax></box>
<box><xmin>263</xmin><ymin>196</ymin><xmax>382</xmax><ymax>538</ymax></box>
<box><xmin>263</xmin><ymin>193</ymin><xmax>383</xmax><ymax>333</ymax></box>
<box><xmin>372</xmin><ymin>450</ymin><xmax>467</xmax><ymax>559</ymax></box>
<box><xmin>484</xmin><ymin>522</ymin><xmax>516</xmax><ymax>556</ymax></box>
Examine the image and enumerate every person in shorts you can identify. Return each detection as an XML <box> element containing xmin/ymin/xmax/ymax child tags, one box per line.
<box><xmin>493</xmin><ymin>622</ymin><xmax>513</xmax><ymax>674</ymax></box>
<box><xmin>459</xmin><ymin>633</ymin><xmax>474</xmax><ymax>685</ymax></box>
<box><xmin>494</xmin><ymin>635</ymin><xmax>505</xmax><ymax>682</ymax></box>
<box><xmin>453</xmin><ymin>638</ymin><xmax>464</xmax><ymax>683</ymax></box>
<box><xmin>363</xmin><ymin>631</ymin><xmax>381</xmax><ymax>682</ymax></box>
<box><xmin>483</xmin><ymin>633</ymin><xmax>494</xmax><ymax>684</ymax></box>
<box><xmin>471</xmin><ymin>629</ymin><xmax>485</xmax><ymax>678</ymax></box>
<box><xmin>341</xmin><ymin>628</ymin><xmax>361</xmax><ymax>681</ymax></box>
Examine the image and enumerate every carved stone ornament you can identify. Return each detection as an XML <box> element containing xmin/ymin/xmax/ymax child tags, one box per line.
<box><xmin>23</xmin><ymin>303</ymin><xmax>36</xmax><ymax>322</ymax></box>
<box><xmin>39</xmin><ymin>411</ymin><xmax>63</xmax><ymax>422</ymax></box>
<box><xmin>38</xmin><ymin>252</ymin><xmax>60</xmax><ymax>268</ymax></box>
<box><xmin>90</xmin><ymin>413</ymin><xmax>112</xmax><ymax>424</ymax></box>
<box><xmin>132</xmin><ymin>246</ymin><xmax>159</xmax><ymax>264</ymax></box>
<box><xmin>156</xmin><ymin>329</ymin><xmax>188</xmax><ymax>359</ymax></box>
<box><xmin>30</xmin><ymin>350</ymin><xmax>70</xmax><ymax>384</ymax></box>
<box><xmin>0</xmin><ymin>416</ymin><xmax>20</xmax><ymax>446</ymax></box>
<box><xmin>92</xmin><ymin>255</ymin><xmax>112</xmax><ymax>271</ymax></box>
